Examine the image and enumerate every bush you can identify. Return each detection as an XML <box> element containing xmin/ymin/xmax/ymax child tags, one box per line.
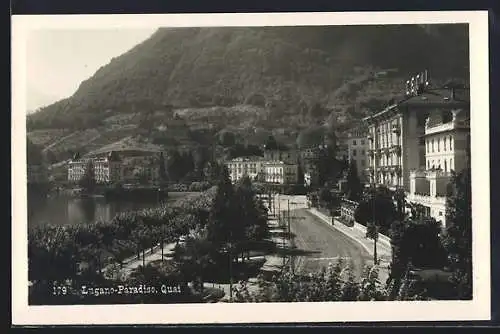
<box><xmin>188</xmin><ymin>181</ymin><xmax>211</xmax><ymax>192</ymax></box>
<box><xmin>168</xmin><ymin>183</ymin><xmax>189</xmax><ymax>192</ymax></box>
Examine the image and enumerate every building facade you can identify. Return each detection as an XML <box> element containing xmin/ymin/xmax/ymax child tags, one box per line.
<box><xmin>363</xmin><ymin>71</ymin><xmax>469</xmax><ymax>226</ymax></box>
<box><xmin>225</xmin><ymin>156</ymin><xmax>265</xmax><ymax>183</ymax></box>
<box><xmin>264</xmin><ymin>148</ymin><xmax>297</xmax><ymax>164</ymax></box>
<box><xmin>335</xmin><ymin>137</ymin><xmax>349</xmax><ymax>161</ymax></box>
<box><xmin>407</xmin><ymin>107</ymin><xmax>470</xmax><ymax>225</ymax></box>
<box><xmin>68</xmin><ymin>151</ymin><xmax>123</xmax><ymax>184</ymax></box>
<box><xmin>299</xmin><ymin>147</ymin><xmax>320</xmax><ymax>187</ymax></box>
<box><xmin>264</xmin><ymin>161</ymin><xmax>299</xmax><ymax>184</ymax></box>
<box><xmin>346</xmin><ymin>127</ymin><xmax>369</xmax><ymax>183</ymax></box>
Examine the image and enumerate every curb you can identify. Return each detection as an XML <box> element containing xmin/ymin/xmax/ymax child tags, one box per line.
<box><xmin>308</xmin><ymin>208</ymin><xmax>391</xmax><ymax>259</ymax></box>
<box><xmin>352</xmin><ymin>223</ymin><xmax>392</xmax><ymax>248</ymax></box>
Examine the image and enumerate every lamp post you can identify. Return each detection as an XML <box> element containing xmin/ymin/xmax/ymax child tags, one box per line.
<box><xmin>227</xmin><ymin>230</ymin><xmax>233</xmax><ymax>302</ymax></box>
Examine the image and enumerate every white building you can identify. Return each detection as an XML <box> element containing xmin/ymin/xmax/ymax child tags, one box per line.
<box><xmin>346</xmin><ymin>127</ymin><xmax>369</xmax><ymax>183</ymax></box>
<box><xmin>407</xmin><ymin>108</ymin><xmax>470</xmax><ymax>226</ymax></box>
<box><xmin>264</xmin><ymin>161</ymin><xmax>299</xmax><ymax>184</ymax></box>
<box><xmin>68</xmin><ymin>151</ymin><xmax>123</xmax><ymax>184</ymax></box>
<box><xmin>225</xmin><ymin>156</ymin><xmax>266</xmax><ymax>183</ymax></box>
<box><xmin>363</xmin><ymin>71</ymin><xmax>470</xmax><ymax>226</ymax></box>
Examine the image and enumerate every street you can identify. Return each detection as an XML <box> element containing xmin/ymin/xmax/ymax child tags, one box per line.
<box><xmin>289</xmin><ymin>208</ymin><xmax>371</xmax><ymax>279</ymax></box>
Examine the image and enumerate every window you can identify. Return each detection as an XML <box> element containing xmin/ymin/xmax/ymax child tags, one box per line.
<box><xmin>439</xmin><ymin>211</ymin><xmax>443</xmax><ymax>216</ymax></box>
<box><xmin>353</xmin><ymin>140</ymin><xmax>357</xmax><ymax>146</ymax></box>
<box><xmin>352</xmin><ymin>149</ymin><xmax>357</xmax><ymax>156</ymax></box>
<box><xmin>437</xmin><ymin>139</ymin><xmax>440</xmax><ymax>152</ymax></box>
<box><xmin>361</xmin><ymin>140</ymin><xmax>365</xmax><ymax>145</ymax></box>
<box><xmin>449</xmin><ymin>136</ymin><xmax>453</xmax><ymax>150</ymax></box>
<box><xmin>432</xmin><ymin>139</ymin><xmax>435</xmax><ymax>152</ymax></box>
<box><xmin>361</xmin><ymin>149</ymin><xmax>365</xmax><ymax>155</ymax></box>
<box><xmin>427</xmin><ymin>161</ymin><xmax>430</xmax><ymax>169</ymax></box>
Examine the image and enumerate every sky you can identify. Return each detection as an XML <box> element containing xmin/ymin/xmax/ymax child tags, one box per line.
<box><xmin>26</xmin><ymin>29</ymin><xmax>157</xmax><ymax>111</ymax></box>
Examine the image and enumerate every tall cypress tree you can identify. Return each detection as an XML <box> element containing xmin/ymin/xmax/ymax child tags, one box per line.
<box><xmin>207</xmin><ymin>165</ymin><xmax>235</xmax><ymax>250</ymax></box>
<box><xmin>158</xmin><ymin>152</ymin><xmax>168</xmax><ymax>184</ymax></box>
<box><xmin>346</xmin><ymin>160</ymin><xmax>363</xmax><ymax>202</ymax></box>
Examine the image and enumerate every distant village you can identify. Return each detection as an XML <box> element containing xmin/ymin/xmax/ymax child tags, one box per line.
<box><xmin>27</xmin><ymin>71</ymin><xmax>470</xmax><ymax>228</ymax></box>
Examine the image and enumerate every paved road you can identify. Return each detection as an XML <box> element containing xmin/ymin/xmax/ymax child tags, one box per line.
<box><xmin>289</xmin><ymin>208</ymin><xmax>371</xmax><ymax>279</ymax></box>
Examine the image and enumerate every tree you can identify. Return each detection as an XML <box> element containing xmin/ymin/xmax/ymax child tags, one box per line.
<box><xmin>354</xmin><ymin>186</ymin><xmax>397</xmax><ymax>264</ymax></box>
<box><xmin>366</xmin><ymin>223</ymin><xmax>380</xmax><ymax>264</ymax></box>
<box><xmin>234</xmin><ymin>176</ymin><xmax>269</xmax><ymax>260</ymax></box>
<box><xmin>218</xmin><ymin>130</ymin><xmax>236</xmax><ymax>147</ymax></box>
<box><xmin>307</xmin><ymin>102</ymin><xmax>327</xmax><ymax>119</ymax></box>
<box><xmin>174</xmin><ymin>234</ymin><xmax>216</xmax><ymax>293</ymax></box>
<box><xmin>345</xmin><ymin>160</ymin><xmax>363</xmax><ymax>202</ymax></box>
<box><xmin>207</xmin><ymin>165</ymin><xmax>236</xmax><ymax>250</ymax></box>
<box><xmin>264</xmin><ymin>135</ymin><xmax>279</xmax><ymax>150</ymax></box>
<box><xmin>28</xmin><ymin>225</ymin><xmax>78</xmax><ymax>284</ymax></box>
<box><xmin>442</xmin><ymin>167</ymin><xmax>472</xmax><ymax>300</ymax></box>
<box><xmin>166</xmin><ymin>149</ymin><xmax>183</xmax><ymax>182</ymax></box>
<box><xmin>158</xmin><ymin>152</ymin><xmax>168</xmax><ymax>184</ymax></box>
<box><xmin>296</xmin><ymin>126</ymin><xmax>324</xmax><ymax>149</ymax></box>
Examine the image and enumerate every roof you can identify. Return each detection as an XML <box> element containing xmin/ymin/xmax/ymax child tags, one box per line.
<box><xmin>363</xmin><ymin>86</ymin><xmax>470</xmax><ymax>123</ymax></box>
<box><xmin>107</xmin><ymin>151</ymin><xmax>121</xmax><ymax>162</ymax></box>
<box><xmin>227</xmin><ymin>156</ymin><xmax>265</xmax><ymax>162</ymax></box>
<box><xmin>263</xmin><ymin>160</ymin><xmax>297</xmax><ymax>166</ymax></box>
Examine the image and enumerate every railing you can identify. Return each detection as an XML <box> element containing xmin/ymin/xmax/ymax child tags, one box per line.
<box><xmin>406</xmin><ymin>192</ymin><xmax>446</xmax><ymax>205</ymax></box>
<box><xmin>425</xmin><ymin>120</ymin><xmax>469</xmax><ymax>136</ymax></box>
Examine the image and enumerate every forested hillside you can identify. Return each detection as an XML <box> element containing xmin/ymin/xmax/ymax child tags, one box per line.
<box><xmin>27</xmin><ymin>24</ymin><xmax>469</xmax><ymax>160</ymax></box>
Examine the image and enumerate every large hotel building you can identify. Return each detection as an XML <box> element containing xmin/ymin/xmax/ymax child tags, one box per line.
<box><xmin>225</xmin><ymin>144</ymin><xmax>299</xmax><ymax>185</ymax></box>
<box><xmin>363</xmin><ymin>71</ymin><xmax>470</xmax><ymax>226</ymax></box>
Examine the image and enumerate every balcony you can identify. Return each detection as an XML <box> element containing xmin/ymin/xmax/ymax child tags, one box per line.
<box><xmin>389</xmin><ymin>165</ymin><xmax>402</xmax><ymax>176</ymax></box>
<box><xmin>379</xmin><ymin>166</ymin><xmax>390</xmax><ymax>174</ymax></box>
<box><xmin>392</xmin><ymin>124</ymin><xmax>401</xmax><ymax>135</ymax></box>
<box><xmin>390</xmin><ymin>145</ymin><xmax>402</xmax><ymax>156</ymax></box>
<box><xmin>425</xmin><ymin>120</ymin><xmax>469</xmax><ymax>136</ymax></box>
<box><xmin>406</xmin><ymin>192</ymin><xmax>446</xmax><ymax>206</ymax></box>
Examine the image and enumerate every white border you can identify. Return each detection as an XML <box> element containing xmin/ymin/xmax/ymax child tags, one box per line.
<box><xmin>11</xmin><ymin>11</ymin><xmax>490</xmax><ymax>325</ymax></box>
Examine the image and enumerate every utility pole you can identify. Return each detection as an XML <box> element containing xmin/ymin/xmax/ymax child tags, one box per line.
<box><xmin>287</xmin><ymin>199</ymin><xmax>292</xmax><ymax>273</ymax></box>
<box><xmin>278</xmin><ymin>193</ymin><xmax>281</xmax><ymax>222</ymax></box>
<box><xmin>229</xmin><ymin>230</ymin><xmax>233</xmax><ymax>302</ymax></box>
<box><xmin>287</xmin><ymin>199</ymin><xmax>291</xmax><ymax>242</ymax></box>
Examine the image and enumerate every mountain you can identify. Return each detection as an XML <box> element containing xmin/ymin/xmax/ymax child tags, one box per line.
<box><xmin>27</xmin><ymin>24</ymin><xmax>469</xmax><ymax>159</ymax></box>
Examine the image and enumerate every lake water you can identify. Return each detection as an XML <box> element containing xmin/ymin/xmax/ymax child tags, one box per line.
<box><xmin>27</xmin><ymin>192</ymin><xmax>192</xmax><ymax>227</ymax></box>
